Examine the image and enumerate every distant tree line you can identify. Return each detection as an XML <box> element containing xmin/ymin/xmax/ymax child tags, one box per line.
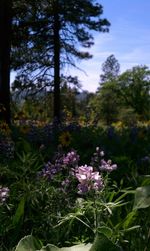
<box><xmin>11</xmin><ymin>55</ymin><xmax>150</xmax><ymax>126</ymax></box>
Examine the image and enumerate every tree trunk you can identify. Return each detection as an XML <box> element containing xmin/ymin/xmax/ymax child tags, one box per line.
<box><xmin>53</xmin><ymin>1</ymin><xmax>61</xmax><ymax>122</ymax></box>
<box><xmin>0</xmin><ymin>0</ymin><xmax>12</xmax><ymax>124</ymax></box>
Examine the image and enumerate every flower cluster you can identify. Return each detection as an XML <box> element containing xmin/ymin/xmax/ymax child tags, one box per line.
<box><xmin>39</xmin><ymin>161</ymin><xmax>62</xmax><ymax>180</ymax></box>
<box><xmin>39</xmin><ymin>150</ymin><xmax>79</xmax><ymax>180</ymax></box>
<box><xmin>39</xmin><ymin>147</ymin><xmax>118</xmax><ymax>195</ymax></box>
<box><xmin>75</xmin><ymin>165</ymin><xmax>103</xmax><ymax>194</ymax></box>
<box><xmin>90</xmin><ymin>147</ymin><xmax>105</xmax><ymax>167</ymax></box>
<box><xmin>100</xmin><ymin>159</ymin><xmax>117</xmax><ymax>172</ymax></box>
<box><xmin>63</xmin><ymin>150</ymin><xmax>79</xmax><ymax>166</ymax></box>
<box><xmin>91</xmin><ymin>147</ymin><xmax>117</xmax><ymax>173</ymax></box>
<box><xmin>0</xmin><ymin>186</ymin><xmax>9</xmax><ymax>204</ymax></box>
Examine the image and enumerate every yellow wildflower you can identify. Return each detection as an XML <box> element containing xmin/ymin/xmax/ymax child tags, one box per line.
<box><xmin>112</xmin><ymin>121</ymin><xmax>125</xmax><ymax>130</ymax></box>
<box><xmin>0</xmin><ymin>121</ymin><xmax>11</xmax><ymax>136</ymax></box>
<box><xmin>59</xmin><ymin>131</ymin><xmax>72</xmax><ymax>147</ymax></box>
<box><xmin>20</xmin><ymin>125</ymin><xmax>30</xmax><ymax>134</ymax></box>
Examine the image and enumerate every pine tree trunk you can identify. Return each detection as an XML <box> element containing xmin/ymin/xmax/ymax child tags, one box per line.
<box><xmin>0</xmin><ymin>0</ymin><xmax>12</xmax><ymax>124</ymax></box>
<box><xmin>53</xmin><ymin>1</ymin><xmax>61</xmax><ymax>122</ymax></box>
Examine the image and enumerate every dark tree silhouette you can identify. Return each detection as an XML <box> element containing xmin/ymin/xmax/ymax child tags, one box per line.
<box><xmin>11</xmin><ymin>0</ymin><xmax>110</xmax><ymax>121</ymax></box>
<box><xmin>0</xmin><ymin>0</ymin><xmax>12</xmax><ymax>124</ymax></box>
<box><xmin>53</xmin><ymin>0</ymin><xmax>61</xmax><ymax>120</ymax></box>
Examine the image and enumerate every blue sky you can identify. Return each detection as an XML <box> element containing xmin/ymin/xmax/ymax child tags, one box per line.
<box><xmin>69</xmin><ymin>0</ymin><xmax>150</xmax><ymax>92</ymax></box>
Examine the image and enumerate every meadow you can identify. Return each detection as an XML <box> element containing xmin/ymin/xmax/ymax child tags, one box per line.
<box><xmin>0</xmin><ymin>120</ymin><xmax>150</xmax><ymax>251</ymax></box>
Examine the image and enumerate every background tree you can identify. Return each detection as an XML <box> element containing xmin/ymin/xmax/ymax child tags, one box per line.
<box><xmin>89</xmin><ymin>82</ymin><xmax>121</xmax><ymax>125</ymax></box>
<box><xmin>0</xmin><ymin>0</ymin><xmax>12</xmax><ymax>123</ymax></box>
<box><xmin>89</xmin><ymin>55</ymin><xmax>121</xmax><ymax>125</ymax></box>
<box><xmin>118</xmin><ymin>65</ymin><xmax>150</xmax><ymax>120</ymax></box>
<box><xmin>11</xmin><ymin>0</ymin><xmax>110</xmax><ymax>121</ymax></box>
<box><xmin>99</xmin><ymin>54</ymin><xmax>120</xmax><ymax>84</ymax></box>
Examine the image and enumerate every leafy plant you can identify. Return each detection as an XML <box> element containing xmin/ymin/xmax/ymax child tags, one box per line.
<box><xmin>14</xmin><ymin>234</ymin><xmax>122</xmax><ymax>251</ymax></box>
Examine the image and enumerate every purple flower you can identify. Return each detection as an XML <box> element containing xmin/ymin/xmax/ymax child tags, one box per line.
<box><xmin>141</xmin><ymin>156</ymin><xmax>150</xmax><ymax>163</ymax></box>
<box><xmin>63</xmin><ymin>150</ymin><xmax>79</xmax><ymax>166</ymax></box>
<box><xmin>0</xmin><ymin>186</ymin><xmax>9</xmax><ymax>203</ymax></box>
<box><xmin>61</xmin><ymin>178</ymin><xmax>70</xmax><ymax>186</ymax></box>
<box><xmin>38</xmin><ymin>161</ymin><xmax>62</xmax><ymax>180</ymax></box>
<box><xmin>100</xmin><ymin>159</ymin><xmax>117</xmax><ymax>172</ymax></box>
<box><xmin>77</xmin><ymin>183</ymin><xmax>89</xmax><ymax>194</ymax></box>
<box><xmin>75</xmin><ymin>165</ymin><xmax>103</xmax><ymax>194</ymax></box>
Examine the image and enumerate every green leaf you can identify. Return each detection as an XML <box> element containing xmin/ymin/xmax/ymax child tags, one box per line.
<box><xmin>89</xmin><ymin>234</ymin><xmax>122</xmax><ymax>251</ymax></box>
<box><xmin>38</xmin><ymin>244</ymin><xmax>59</xmax><ymax>251</ymax></box>
<box><xmin>40</xmin><ymin>244</ymin><xmax>92</xmax><ymax>251</ymax></box>
<box><xmin>15</xmin><ymin>235</ymin><xmax>41</xmax><ymax>251</ymax></box>
<box><xmin>16</xmin><ymin>138</ymin><xmax>32</xmax><ymax>153</ymax></box>
<box><xmin>123</xmin><ymin>225</ymin><xmax>140</xmax><ymax>232</ymax></box>
<box><xmin>97</xmin><ymin>226</ymin><xmax>113</xmax><ymax>238</ymax></box>
<box><xmin>12</xmin><ymin>197</ymin><xmax>25</xmax><ymax>226</ymax></box>
<box><xmin>133</xmin><ymin>185</ymin><xmax>150</xmax><ymax>209</ymax></box>
<box><xmin>141</xmin><ymin>175</ymin><xmax>150</xmax><ymax>186</ymax></box>
<box><xmin>122</xmin><ymin>211</ymin><xmax>137</xmax><ymax>229</ymax></box>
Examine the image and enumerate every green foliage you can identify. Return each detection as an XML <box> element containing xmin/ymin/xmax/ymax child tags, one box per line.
<box><xmin>90</xmin><ymin>82</ymin><xmax>121</xmax><ymax>125</ymax></box>
<box><xmin>14</xmin><ymin>234</ymin><xmax>122</xmax><ymax>251</ymax></box>
<box><xmin>118</xmin><ymin>65</ymin><xmax>150</xmax><ymax>120</ymax></box>
<box><xmin>133</xmin><ymin>185</ymin><xmax>150</xmax><ymax>209</ymax></box>
<box><xmin>88</xmin><ymin>61</ymin><xmax>150</xmax><ymax>126</ymax></box>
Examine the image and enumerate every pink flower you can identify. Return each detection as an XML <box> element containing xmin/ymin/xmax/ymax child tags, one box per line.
<box><xmin>75</xmin><ymin>165</ymin><xmax>103</xmax><ymax>194</ymax></box>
